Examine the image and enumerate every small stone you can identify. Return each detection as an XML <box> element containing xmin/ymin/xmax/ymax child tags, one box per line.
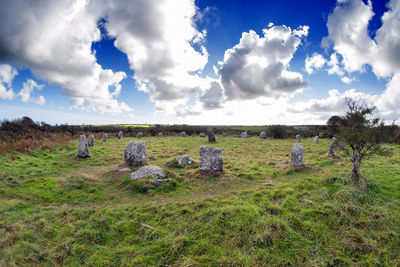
<box><xmin>158</xmin><ymin>132</ymin><xmax>163</xmax><ymax>137</ymax></box>
<box><xmin>199</xmin><ymin>145</ymin><xmax>223</xmax><ymax>172</ymax></box>
<box><xmin>176</xmin><ymin>155</ymin><xmax>194</xmax><ymax>166</ymax></box>
<box><xmin>314</xmin><ymin>136</ymin><xmax>319</xmax><ymax>143</ymax></box>
<box><xmin>146</xmin><ymin>179</ymin><xmax>170</xmax><ymax>187</ymax></box>
<box><xmin>291</xmin><ymin>143</ymin><xmax>304</xmax><ymax>167</ymax></box>
<box><xmin>207</xmin><ymin>128</ymin><xmax>216</xmax><ymax>142</ymax></box>
<box><xmin>87</xmin><ymin>134</ymin><xmax>94</xmax><ymax>146</ymax></box>
<box><xmin>181</xmin><ymin>132</ymin><xmax>187</xmax><ymax>137</ymax></box>
<box><xmin>118</xmin><ymin>167</ymin><xmax>131</xmax><ymax>172</ymax></box>
<box><xmin>199</xmin><ymin>132</ymin><xmax>206</xmax><ymax>137</ymax></box>
<box><xmin>118</xmin><ymin>131</ymin><xmax>123</xmax><ymax>139</ymax></box>
<box><xmin>136</xmin><ymin>132</ymin><xmax>143</xmax><ymax>138</ymax></box>
<box><xmin>124</xmin><ymin>141</ymin><xmax>146</xmax><ymax>166</ymax></box>
<box><xmin>259</xmin><ymin>131</ymin><xmax>267</xmax><ymax>139</ymax></box>
<box><xmin>240</xmin><ymin>132</ymin><xmax>248</xmax><ymax>138</ymax></box>
<box><xmin>328</xmin><ymin>141</ymin><xmax>335</xmax><ymax>157</ymax></box>
<box><xmin>222</xmin><ymin>132</ymin><xmax>227</xmax><ymax>137</ymax></box>
<box><xmin>103</xmin><ymin>133</ymin><xmax>108</xmax><ymax>142</ymax></box>
<box><xmin>296</xmin><ymin>134</ymin><xmax>301</xmax><ymax>142</ymax></box>
<box><xmin>77</xmin><ymin>135</ymin><xmax>90</xmax><ymax>158</ymax></box>
<box><xmin>130</xmin><ymin>166</ymin><xmax>165</xmax><ymax>181</ymax></box>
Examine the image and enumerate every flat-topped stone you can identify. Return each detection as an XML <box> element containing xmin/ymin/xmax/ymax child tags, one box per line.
<box><xmin>259</xmin><ymin>131</ymin><xmax>267</xmax><ymax>139</ymax></box>
<box><xmin>291</xmin><ymin>143</ymin><xmax>304</xmax><ymax>166</ymax></box>
<box><xmin>124</xmin><ymin>141</ymin><xmax>146</xmax><ymax>166</ymax></box>
<box><xmin>181</xmin><ymin>132</ymin><xmax>187</xmax><ymax>137</ymax></box>
<box><xmin>158</xmin><ymin>132</ymin><xmax>163</xmax><ymax>137</ymax></box>
<box><xmin>130</xmin><ymin>166</ymin><xmax>165</xmax><ymax>181</ymax></box>
<box><xmin>199</xmin><ymin>132</ymin><xmax>206</xmax><ymax>138</ymax></box>
<box><xmin>240</xmin><ymin>132</ymin><xmax>248</xmax><ymax>138</ymax></box>
<box><xmin>176</xmin><ymin>155</ymin><xmax>194</xmax><ymax>166</ymax></box>
<box><xmin>199</xmin><ymin>146</ymin><xmax>223</xmax><ymax>172</ymax></box>
<box><xmin>136</xmin><ymin>132</ymin><xmax>143</xmax><ymax>138</ymax></box>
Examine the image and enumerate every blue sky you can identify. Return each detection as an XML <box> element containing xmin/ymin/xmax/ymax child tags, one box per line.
<box><xmin>0</xmin><ymin>0</ymin><xmax>398</xmax><ymax>125</ymax></box>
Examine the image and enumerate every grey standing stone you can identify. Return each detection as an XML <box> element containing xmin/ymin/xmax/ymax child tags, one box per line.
<box><xmin>118</xmin><ymin>131</ymin><xmax>123</xmax><ymax>139</ymax></box>
<box><xmin>314</xmin><ymin>136</ymin><xmax>319</xmax><ymax>143</ymax></box>
<box><xmin>130</xmin><ymin>165</ymin><xmax>164</xmax><ymax>181</ymax></box>
<box><xmin>88</xmin><ymin>134</ymin><xmax>94</xmax><ymax>147</ymax></box>
<box><xmin>176</xmin><ymin>155</ymin><xmax>194</xmax><ymax>166</ymax></box>
<box><xmin>136</xmin><ymin>132</ymin><xmax>143</xmax><ymax>138</ymax></box>
<box><xmin>199</xmin><ymin>146</ymin><xmax>223</xmax><ymax>172</ymax></box>
<box><xmin>296</xmin><ymin>134</ymin><xmax>301</xmax><ymax>142</ymax></box>
<box><xmin>199</xmin><ymin>132</ymin><xmax>206</xmax><ymax>138</ymax></box>
<box><xmin>124</xmin><ymin>141</ymin><xmax>147</xmax><ymax>166</ymax></box>
<box><xmin>222</xmin><ymin>132</ymin><xmax>227</xmax><ymax>137</ymax></box>
<box><xmin>207</xmin><ymin>128</ymin><xmax>216</xmax><ymax>142</ymax></box>
<box><xmin>181</xmin><ymin>132</ymin><xmax>187</xmax><ymax>137</ymax></box>
<box><xmin>259</xmin><ymin>131</ymin><xmax>267</xmax><ymax>139</ymax></box>
<box><xmin>240</xmin><ymin>132</ymin><xmax>248</xmax><ymax>138</ymax></box>
<box><xmin>77</xmin><ymin>135</ymin><xmax>90</xmax><ymax>158</ymax></box>
<box><xmin>158</xmin><ymin>132</ymin><xmax>163</xmax><ymax>137</ymax></box>
<box><xmin>103</xmin><ymin>133</ymin><xmax>108</xmax><ymax>142</ymax></box>
<box><xmin>328</xmin><ymin>141</ymin><xmax>335</xmax><ymax>157</ymax></box>
<box><xmin>291</xmin><ymin>143</ymin><xmax>304</xmax><ymax>167</ymax></box>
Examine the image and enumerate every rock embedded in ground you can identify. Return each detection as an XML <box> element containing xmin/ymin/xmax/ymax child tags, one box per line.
<box><xmin>181</xmin><ymin>132</ymin><xmax>187</xmax><ymax>137</ymax></box>
<box><xmin>77</xmin><ymin>135</ymin><xmax>90</xmax><ymax>158</ymax></box>
<box><xmin>118</xmin><ymin>167</ymin><xmax>131</xmax><ymax>172</ymax></box>
<box><xmin>158</xmin><ymin>132</ymin><xmax>163</xmax><ymax>137</ymax></box>
<box><xmin>124</xmin><ymin>141</ymin><xmax>147</xmax><ymax>166</ymax></box>
<box><xmin>207</xmin><ymin>128</ymin><xmax>216</xmax><ymax>142</ymax></box>
<box><xmin>118</xmin><ymin>131</ymin><xmax>123</xmax><ymax>139</ymax></box>
<box><xmin>136</xmin><ymin>132</ymin><xmax>143</xmax><ymax>138</ymax></box>
<box><xmin>176</xmin><ymin>155</ymin><xmax>194</xmax><ymax>166</ymax></box>
<box><xmin>199</xmin><ymin>132</ymin><xmax>206</xmax><ymax>138</ymax></box>
<box><xmin>88</xmin><ymin>134</ymin><xmax>94</xmax><ymax>146</ymax></box>
<box><xmin>199</xmin><ymin>145</ymin><xmax>223</xmax><ymax>172</ymax></box>
<box><xmin>240</xmin><ymin>132</ymin><xmax>248</xmax><ymax>138</ymax></box>
<box><xmin>314</xmin><ymin>136</ymin><xmax>319</xmax><ymax>143</ymax></box>
<box><xmin>103</xmin><ymin>133</ymin><xmax>108</xmax><ymax>142</ymax></box>
<box><xmin>291</xmin><ymin>143</ymin><xmax>304</xmax><ymax>166</ymax></box>
<box><xmin>130</xmin><ymin>166</ymin><xmax>165</xmax><ymax>181</ymax></box>
<box><xmin>259</xmin><ymin>131</ymin><xmax>267</xmax><ymax>139</ymax></box>
<box><xmin>328</xmin><ymin>141</ymin><xmax>335</xmax><ymax>157</ymax></box>
<box><xmin>296</xmin><ymin>134</ymin><xmax>301</xmax><ymax>142</ymax></box>
<box><xmin>146</xmin><ymin>179</ymin><xmax>170</xmax><ymax>187</ymax></box>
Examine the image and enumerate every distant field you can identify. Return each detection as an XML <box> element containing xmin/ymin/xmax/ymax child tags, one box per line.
<box><xmin>88</xmin><ymin>124</ymin><xmax>151</xmax><ymax>128</ymax></box>
<box><xmin>1</xmin><ymin>136</ymin><xmax>399</xmax><ymax>265</ymax></box>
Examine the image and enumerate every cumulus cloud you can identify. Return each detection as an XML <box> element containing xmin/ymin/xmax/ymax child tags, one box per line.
<box><xmin>305</xmin><ymin>53</ymin><xmax>326</xmax><ymax>74</ymax></box>
<box><xmin>18</xmin><ymin>79</ymin><xmax>46</xmax><ymax>105</ymax></box>
<box><xmin>0</xmin><ymin>0</ymin><xmax>131</xmax><ymax>113</ymax></box>
<box><xmin>0</xmin><ymin>64</ymin><xmax>17</xmax><ymax>100</ymax></box>
<box><xmin>199</xmin><ymin>81</ymin><xmax>224</xmax><ymax>110</ymax></box>
<box><xmin>217</xmin><ymin>24</ymin><xmax>309</xmax><ymax>101</ymax></box>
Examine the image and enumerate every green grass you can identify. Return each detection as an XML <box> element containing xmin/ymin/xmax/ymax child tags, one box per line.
<box><xmin>0</xmin><ymin>136</ymin><xmax>399</xmax><ymax>266</ymax></box>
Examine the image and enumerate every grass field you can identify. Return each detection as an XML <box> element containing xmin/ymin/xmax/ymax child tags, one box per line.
<box><xmin>0</xmin><ymin>136</ymin><xmax>399</xmax><ymax>266</ymax></box>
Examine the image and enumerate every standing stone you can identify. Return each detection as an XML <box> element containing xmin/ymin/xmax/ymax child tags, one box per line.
<box><xmin>199</xmin><ymin>132</ymin><xmax>206</xmax><ymax>138</ymax></box>
<box><xmin>181</xmin><ymin>132</ymin><xmax>187</xmax><ymax>137</ymax></box>
<box><xmin>259</xmin><ymin>131</ymin><xmax>267</xmax><ymax>139</ymax></box>
<box><xmin>176</xmin><ymin>155</ymin><xmax>194</xmax><ymax>166</ymax></box>
<box><xmin>158</xmin><ymin>132</ymin><xmax>163</xmax><ymax>137</ymax></box>
<box><xmin>240</xmin><ymin>132</ymin><xmax>248</xmax><ymax>138</ymax></box>
<box><xmin>199</xmin><ymin>146</ymin><xmax>223</xmax><ymax>172</ymax></box>
<box><xmin>296</xmin><ymin>134</ymin><xmax>301</xmax><ymax>142</ymax></box>
<box><xmin>77</xmin><ymin>135</ymin><xmax>90</xmax><ymax>158</ymax></box>
<box><xmin>291</xmin><ymin>143</ymin><xmax>304</xmax><ymax>167</ymax></box>
<box><xmin>222</xmin><ymin>132</ymin><xmax>227</xmax><ymax>137</ymax></box>
<box><xmin>207</xmin><ymin>128</ymin><xmax>216</xmax><ymax>142</ymax></box>
<box><xmin>124</xmin><ymin>141</ymin><xmax>147</xmax><ymax>166</ymax></box>
<box><xmin>136</xmin><ymin>132</ymin><xmax>143</xmax><ymax>138</ymax></box>
<box><xmin>328</xmin><ymin>141</ymin><xmax>335</xmax><ymax>157</ymax></box>
<box><xmin>314</xmin><ymin>136</ymin><xmax>319</xmax><ymax>143</ymax></box>
<box><xmin>103</xmin><ymin>133</ymin><xmax>108</xmax><ymax>142</ymax></box>
<box><xmin>118</xmin><ymin>131</ymin><xmax>123</xmax><ymax>139</ymax></box>
<box><xmin>87</xmin><ymin>134</ymin><xmax>94</xmax><ymax>147</ymax></box>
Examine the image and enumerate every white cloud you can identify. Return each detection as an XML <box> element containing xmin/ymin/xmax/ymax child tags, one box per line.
<box><xmin>18</xmin><ymin>79</ymin><xmax>46</xmax><ymax>105</ymax></box>
<box><xmin>0</xmin><ymin>64</ymin><xmax>17</xmax><ymax>100</ymax></box>
<box><xmin>217</xmin><ymin>24</ymin><xmax>309</xmax><ymax>101</ymax></box>
<box><xmin>340</xmin><ymin>76</ymin><xmax>355</xmax><ymax>84</ymax></box>
<box><xmin>199</xmin><ymin>81</ymin><xmax>224</xmax><ymax>110</ymax></box>
<box><xmin>0</xmin><ymin>0</ymin><xmax>130</xmax><ymax>114</ymax></box>
<box><xmin>305</xmin><ymin>53</ymin><xmax>326</xmax><ymax>74</ymax></box>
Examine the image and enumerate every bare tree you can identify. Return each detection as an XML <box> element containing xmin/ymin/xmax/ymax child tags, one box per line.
<box><xmin>328</xmin><ymin>98</ymin><xmax>392</xmax><ymax>186</ymax></box>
